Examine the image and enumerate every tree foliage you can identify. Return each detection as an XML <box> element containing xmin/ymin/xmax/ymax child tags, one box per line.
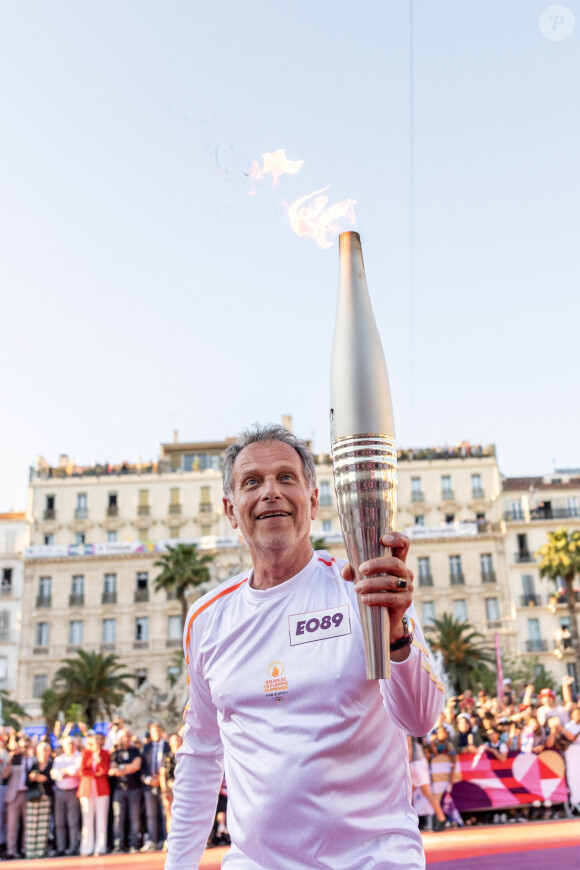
<box><xmin>426</xmin><ymin>613</ymin><xmax>496</xmax><ymax>694</ymax></box>
<box><xmin>154</xmin><ymin>543</ymin><xmax>214</xmax><ymax>627</ymax></box>
<box><xmin>0</xmin><ymin>690</ymin><xmax>27</xmax><ymax>730</ymax></box>
<box><xmin>501</xmin><ymin>654</ymin><xmax>557</xmax><ymax>694</ymax></box>
<box><xmin>536</xmin><ymin>528</ymin><xmax>580</xmax><ymax>685</ymax></box>
<box><xmin>51</xmin><ymin>650</ymin><xmax>134</xmax><ymax>727</ymax></box>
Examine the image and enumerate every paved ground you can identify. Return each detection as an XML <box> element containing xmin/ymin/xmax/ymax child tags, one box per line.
<box><xmin>6</xmin><ymin>818</ymin><xmax>580</xmax><ymax>868</ymax></box>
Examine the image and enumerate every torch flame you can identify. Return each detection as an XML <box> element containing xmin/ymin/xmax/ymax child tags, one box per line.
<box><xmin>287</xmin><ymin>186</ymin><xmax>357</xmax><ymax>249</ymax></box>
<box><xmin>272</xmin><ymin>665</ymin><xmax>280</xmax><ymax>677</ymax></box>
<box><xmin>246</xmin><ymin>148</ymin><xmax>304</xmax><ymax>195</ymax></box>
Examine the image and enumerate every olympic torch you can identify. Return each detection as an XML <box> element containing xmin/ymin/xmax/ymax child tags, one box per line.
<box><xmin>330</xmin><ymin>231</ymin><xmax>397</xmax><ymax>680</ymax></box>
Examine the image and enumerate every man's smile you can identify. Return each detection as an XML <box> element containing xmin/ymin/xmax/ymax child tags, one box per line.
<box><xmin>256</xmin><ymin>511</ymin><xmax>291</xmax><ymax>520</ymax></box>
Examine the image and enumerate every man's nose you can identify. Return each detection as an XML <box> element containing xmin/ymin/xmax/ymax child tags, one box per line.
<box><xmin>261</xmin><ymin>476</ymin><xmax>281</xmax><ymax>499</ymax></box>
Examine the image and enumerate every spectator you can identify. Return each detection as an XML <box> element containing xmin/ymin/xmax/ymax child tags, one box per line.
<box><xmin>25</xmin><ymin>741</ymin><xmax>53</xmax><ymax>859</ymax></box>
<box><xmin>536</xmin><ymin>688</ymin><xmax>570</xmax><ymax>727</ymax></box>
<box><xmin>520</xmin><ymin>716</ymin><xmax>546</xmax><ymax>754</ymax></box>
<box><xmin>0</xmin><ymin>730</ymin><xmax>10</xmax><ymax>851</ymax></box>
<box><xmin>408</xmin><ymin>736</ymin><xmax>448</xmax><ymax>832</ymax></box>
<box><xmin>454</xmin><ymin>714</ymin><xmax>481</xmax><ymax>754</ymax></box>
<box><xmin>109</xmin><ymin>729</ymin><xmax>142</xmax><ymax>854</ymax></box>
<box><xmin>484</xmin><ymin>728</ymin><xmax>508</xmax><ymax>762</ymax></box>
<box><xmin>50</xmin><ymin>735</ymin><xmax>82</xmax><ymax>856</ymax></box>
<box><xmin>160</xmin><ymin>733</ymin><xmax>182</xmax><ymax>844</ymax></box>
<box><xmin>78</xmin><ymin>732</ymin><xmax>110</xmax><ymax>856</ymax></box>
<box><xmin>140</xmin><ymin>723</ymin><xmax>169</xmax><ymax>852</ymax></box>
<box><xmin>3</xmin><ymin>734</ymin><xmax>34</xmax><ymax>859</ymax></box>
<box><xmin>561</xmin><ymin>706</ymin><xmax>580</xmax><ymax>814</ymax></box>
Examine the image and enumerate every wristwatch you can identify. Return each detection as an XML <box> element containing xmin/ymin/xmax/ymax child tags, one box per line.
<box><xmin>390</xmin><ymin>616</ymin><xmax>413</xmax><ymax>652</ymax></box>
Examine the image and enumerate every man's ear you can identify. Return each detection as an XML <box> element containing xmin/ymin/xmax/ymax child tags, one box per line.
<box><xmin>223</xmin><ymin>497</ymin><xmax>238</xmax><ymax>529</ymax></box>
<box><xmin>310</xmin><ymin>487</ymin><xmax>319</xmax><ymax>521</ymax></box>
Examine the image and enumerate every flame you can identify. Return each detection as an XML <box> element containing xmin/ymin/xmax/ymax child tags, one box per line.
<box><xmin>287</xmin><ymin>186</ymin><xmax>357</xmax><ymax>249</ymax></box>
<box><xmin>247</xmin><ymin>149</ymin><xmax>304</xmax><ymax>195</ymax></box>
<box><xmin>271</xmin><ymin>665</ymin><xmax>280</xmax><ymax>677</ymax></box>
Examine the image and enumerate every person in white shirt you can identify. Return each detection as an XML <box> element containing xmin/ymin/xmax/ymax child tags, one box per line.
<box><xmin>50</xmin><ymin>736</ymin><xmax>82</xmax><ymax>856</ymax></box>
<box><xmin>166</xmin><ymin>425</ymin><xmax>444</xmax><ymax>870</ymax></box>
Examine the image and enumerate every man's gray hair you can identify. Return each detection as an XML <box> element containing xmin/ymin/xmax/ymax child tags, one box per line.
<box><xmin>223</xmin><ymin>424</ymin><xmax>317</xmax><ymax>498</ymax></box>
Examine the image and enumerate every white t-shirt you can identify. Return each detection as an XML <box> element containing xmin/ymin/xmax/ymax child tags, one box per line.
<box><xmin>167</xmin><ymin>552</ymin><xmax>444</xmax><ymax>870</ymax></box>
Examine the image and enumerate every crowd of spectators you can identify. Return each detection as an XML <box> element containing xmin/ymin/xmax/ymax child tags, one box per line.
<box><xmin>0</xmin><ymin>718</ymin><xmax>229</xmax><ymax>860</ymax></box>
<box><xmin>410</xmin><ymin>674</ymin><xmax>580</xmax><ymax>828</ymax></box>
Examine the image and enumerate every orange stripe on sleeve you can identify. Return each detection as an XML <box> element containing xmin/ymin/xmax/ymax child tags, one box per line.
<box><xmin>184</xmin><ymin>577</ymin><xmax>248</xmax><ymax>663</ymax></box>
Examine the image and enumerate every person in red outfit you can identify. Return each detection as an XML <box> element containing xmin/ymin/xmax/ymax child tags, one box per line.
<box><xmin>77</xmin><ymin>733</ymin><xmax>110</xmax><ymax>856</ymax></box>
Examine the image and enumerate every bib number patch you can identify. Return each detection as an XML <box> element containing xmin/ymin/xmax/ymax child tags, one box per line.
<box><xmin>288</xmin><ymin>604</ymin><xmax>351</xmax><ymax>646</ymax></box>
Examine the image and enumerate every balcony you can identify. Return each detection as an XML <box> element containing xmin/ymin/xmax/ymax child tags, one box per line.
<box><xmin>133</xmin><ymin>640</ymin><xmax>149</xmax><ymax>649</ymax></box>
<box><xmin>530</xmin><ymin>507</ymin><xmax>580</xmax><ymax>521</ymax></box>
<box><xmin>514</xmin><ymin>552</ymin><xmax>534</xmax><ymax>563</ymax></box>
<box><xmin>168</xmin><ymin>504</ymin><xmax>182</xmax><ymax>515</ymax></box>
<box><xmin>471</xmin><ymin>488</ymin><xmax>485</xmax><ymax>500</ymax></box>
<box><xmin>166</xmin><ymin>589</ymin><xmax>178</xmax><ymax>601</ymax></box>
<box><xmin>487</xmin><ymin>620</ymin><xmax>503</xmax><ymax>630</ymax></box>
<box><xmin>199</xmin><ymin>503</ymin><xmax>213</xmax><ymax>513</ymax></box>
<box><xmin>69</xmin><ymin>593</ymin><xmax>85</xmax><ymax>606</ymax></box>
<box><xmin>36</xmin><ymin>595</ymin><xmax>52</xmax><ymax>608</ymax></box>
<box><xmin>418</xmin><ymin>575</ymin><xmax>434</xmax><ymax>587</ymax></box>
<box><xmin>504</xmin><ymin>511</ymin><xmax>524</xmax><ymax>522</ymax></box>
<box><xmin>33</xmin><ymin>646</ymin><xmax>49</xmax><ymax>655</ymax></box>
<box><xmin>319</xmin><ymin>495</ymin><xmax>333</xmax><ymax>507</ymax></box>
<box><xmin>411</xmin><ymin>492</ymin><xmax>425</xmax><ymax>503</ymax></box>
<box><xmin>0</xmin><ymin>584</ymin><xmax>13</xmax><ymax>598</ymax></box>
<box><xmin>100</xmin><ymin>642</ymin><xmax>116</xmax><ymax>652</ymax></box>
<box><xmin>134</xmin><ymin>588</ymin><xmax>149</xmax><ymax>603</ymax></box>
<box><xmin>43</xmin><ymin>508</ymin><xmax>56</xmax><ymax>521</ymax></box>
<box><xmin>66</xmin><ymin>644</ymin><xmax>82</xmax><ymax>653</ymax></box>
<box><xmin>102</xmin><ymin>590</ymin><xmax>117</xmax><ymax>604</ymax></box>
<box><xmin>481</xmin><ymin>572</ymin><xmax>497</xmax><ymax>584</ymax></box>
<box><xmin>74</xmin><ymin>508</ymin><xmax>88</xmax><ymax>520</ymax></box>
<box><xmin>166</xmin><ymin>638</ymin><xmax>182</xmax><ymax>648</ymax></box>
<box><xmin>137</xmin><ymin>505</ymin><xmax>150</xmax><ymax>516</ymax></box>
<box><xmin>0</xmin><ymin>630</ymin><xmax>16</xmax><ymax>643</ymax></box>
<box><xmin>520</xmin><ymin>594</ymin><xmax>542</xmax><ymax>607</ymax></box>
<box><xmin>450</xmin><ymin>573</ymin><xmax>465</xmax><ymax>586</ymax></box>
<box><xmin>106</xmin><ymin>505</ymin><xmax>119</xmax><ymax>517</ymax></box>
<box><xmin>526</xmin><ymin>639</ymin><xmax>548</xmax><ymax>653</ymax></box>
<box><xmin>441</xmin><ymin>490</ymin><xmax>455</xmax><ymax>502</ymax></box>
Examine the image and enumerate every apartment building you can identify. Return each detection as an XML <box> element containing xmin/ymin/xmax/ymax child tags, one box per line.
<box><xmin>0</xmin><ymin>512</ymin><xmax>29</xmax><ymax>696</ymax></box>
<box><xmin>502</xmin><ymin>470</ymin><xmax>580</xmax><ymax>684</ymax></box>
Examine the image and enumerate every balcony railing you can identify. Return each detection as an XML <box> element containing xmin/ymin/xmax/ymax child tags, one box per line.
<box><xmin>504</xmin><ymin>511</ymin><xmax>525</xmax><ymax>522</ymax></box>
<box><xmin>0</xmin><ymin>630</ymin><xmax>16</xmax><ymax>643</ymax></box>
<box><xmin>133</xmin><ymin>640</ymin><xmax>149</xmax><ymax>649</ymax></box>
<box><xmin>520</xmin><ymin>594</ymin><xmax>542</xmax><ymax>607</ymax></box>
<box><xmin>43</xmin><ymin>509</ymin><xmax>56</xmax><ymax>520</ymax></box>
<box><xmin>471</xmin><ymin>488</ymin><xmax>485</xmax><ymax>500</ymax></box>
<box><xmin>134</xmin><ymin>588</ymin><xmax>149</xmax><ymax>602</ymax></box>
<box><xmin>526</xmin><ymin>639</ymin><xmax>548</xmax><ymax>652</ymax></box>
<box><xmin>168</xmin><ymin>504</ymin><xmax>182</xmax><ymax>514</ymax></box>
<box><xmin>69</xmin><ymin>593</ymin><xmax>84</xmax><ymax>606</ymax></box>
<box><xmin>487</xmin><ymin>620</ymin><xmax>503</xmax><ymax>629</ymax></box>
<box><xmin>166</xmin><ymin>638</ymin><xmax>182</xmax><ymax>647</ymax></box>
<box><xmin>0</xmin><ymin>584</ymin><xmax>13</xmax><ymax>598</ymax></box>
<box><xmin>36</xmin><ymin>595</ymin><xmax>52</xmax><ymax>608</ymax></box>
<box><xmin>67</xmin><ymin>644</ymin><xmax>82</xmax><ymax>653</ymax></box>
<box><xmin>106</xmin><ymin>505</ymin><xmax>119</xmax><ymax>517</ymax></box>
<box><xmin>137</xmin><ymin>505</ymin><xmax>150</xmax><ymax>516</ymax></box>
<box><xmin>481</xmin><ymin>572</ymin><xmax>496</xmax><ymax>584</ymax></box>
<box><xmin>74</xmin><ymin>508</ymin><xmax>88</xmax><ymax>519</ymax></box>
<box><xmin>418</xmin><ymin>575</ymin><xmax>434</xmax><ymax>587</ymax></box>
<box><xmin>514</xmin><ymin>552</ymin><xmax>534</xmax><ymax>563</ymax></box>
<box><xmin>441</xmin><ymin>490</ymin><xmax>455</xmax><ymax>501</ymax></box>
<box><xmin>100</xmin><ymin>642</ymin><xmax>116</xmax><ymax>652</ymax></box>
<box><xmin>319</xmin><ymin>496</ymin><xmax>333</xmax><ymax>507</ymax></box>
<box><xmin>411</xmin><ymin>492</ymin><xmax>425</xmax><ymax>503</ymax></box>
<box><xmin>33</xmin><ymin>646</ymin><xmax>49</xmax><ymax>655</ymax></box>
<box><xmin>199</xmin><ymin>503</ymin><xmax>212</xmax><ymax>513</ymax></box>
<box><xmin>450</xmin><ymin>573</ymin><xmax>465</xmax><ymax>586</ymax></box>
<box><xmin>166</xmin><ymin>589</ymin><xmax>178</xmax><ymax>601</ymax></box>
<box><xmin>530</xmin><ymin>507</ymin><xmax>580</xmax><ymax>521</ymax></box>
<box><xmin>102</xmin><ymin>590</ymin><xmax>117</xmax><ymax>604</ymax></box>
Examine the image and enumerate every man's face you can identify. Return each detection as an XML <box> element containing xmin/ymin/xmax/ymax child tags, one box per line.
<box><xmin>150</xmin><ymin>725</ymin><xmax>161</xmax><ymax>742</ymax></box>
<box><xmin>223</xmin><ymin>440</ymin><xmax>318</xmax><ymax>556</ymax></box>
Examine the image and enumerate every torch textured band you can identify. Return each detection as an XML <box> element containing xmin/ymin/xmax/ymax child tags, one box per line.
<box><xmin>331</xmin><ymin>434</ymin><xmax>398</xmax><ymax>679</ymax></box>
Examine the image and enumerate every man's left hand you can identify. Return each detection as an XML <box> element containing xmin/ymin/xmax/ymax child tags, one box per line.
<box><xmin>341</xmin><ymin>532</ymin><xmax>413</xmax><ymax>642</ymax></box>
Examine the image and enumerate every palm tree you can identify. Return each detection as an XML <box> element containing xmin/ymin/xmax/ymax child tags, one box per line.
<box><xmin>52</xmin><ymin>650</ymin><xmax>134</xmax><ymax>727</ymax></box>
<box><xmin>310</xmin><ymin>535</ymin><xmax>327</xmax><ymax>551</ymax></box>
<box><xmin>0</xmin><ymin>690</ymin><xmax>27</xmax><ymax>730</ymax></box>
<box><xmin>153</xmin><ymin>543</ymin><xmax>214</xmax><ymax>627</ymax></box>
<box><xmin>426</xmin><ymin>613</ymin><xmax>496</xmax><ymax>694</ymax></box>
<box><xmin>537</xmin><ymin>528</ymin><xmax>580</xmax><ymax>682</ymax></box>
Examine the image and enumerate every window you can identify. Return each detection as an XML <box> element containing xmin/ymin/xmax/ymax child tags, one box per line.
<box><xmin>69</xmin><ymin>621</ymin><xmax>83</xmax><ymax>645</ymax></box>
<box><xmin>135</xmin><ymin>668</ymin><xmax>148</xmax><ymax>688</ymax></box>
<box><xmin>138</xmin><ymin>489</ymin><xmax>150</xmax><ymax>506</ymax></box>
<box><xmin>167</xmin><ymin>665</ymin><xmax>181</xmax><ymax>685</ymax></box>
<box><xmin>170</xmin><ymin>487</ymin><xmax>180</xmax><ymax>505</ymax></box>
<box><xmin>71</xmin><ymin>575</ymin><xmax>84</xmax><ymax>596</ymax></box>
<box><xmin>0</xmin><ymin>611</ymin><xmax>9</xmax><ymax>640</ymax></box>
<box><xmin>169</xmin><ymin>527</ymin><xmax>180</xmax><ymax>539</ymax></box>
<box><xmin>417</xmin><ymin>557</ymin><xmax>432</xmax><ymax>586</ymax></box>
<box><xmin>319</xmin><ymin>481</ymin><xmax>332</xmax><ymax>507</ymax></box>
<box><xmin>0</xmin><ymin>656</ymin><xmax>7</xmax><ymax>681</ymax></box>
<box><xmin>136</xmin><ymin>572</ymin><xmax>148</xmax><ymax>591</ymax></box>
<box><xmin>107</xmin><ymin>530</ymin><xmax>118</xmax><ymax>543</ymax></box>
<box><xmin>135</xmin><ymin>617</ymin><xmax>149</xmax><ymax>641</ymax></box>
<box><xmin>485</xmin><ymin>598</ymin><xmax>499</xmax><ymax>622</ymax></box>
<box><xmin>511</xmin><ymin>500</ymin><xmax>524</xmax><ymax>520</ymax></box>
<box><xmin>184</xmin><ymin>453</ymin><xmax>221</xmax><ymax>472</ymax></box>
<box><xmin>200</xmin><ymin>486</ymin><xmax>211</xmax><ymax>508</ymax></box>
<box><xmin>38</xmin><ymin>577</ymin><xmax>51</xmax><ymax>599</ymax></box>
<box><xmin>32</xmin><ymin>674</ymin><xmax>48</xmax><ymax>699</ymax></box>
<box><xmin>201</xmin><ymin>525</ymin><xmax>212</xmax><ymax>536</ymax></box>
<box><xmin>453</xmin><ymin>599</ymin><xmax>468</xmax><ymax>622</ymax></box>
<box><xmin>138</xmin><ymin>528</ymin><xmax>149</xmax><ymax>542</ymax></box>
<box><xmin>422</xmin><ymin>601</ymin><xmax>435</xmax><ymax>625</ymax></box>
<box><xmin>471</xmin><ymin>474</ymin><xmax>483</xmax><ymax>497</ymax></box>
<box><xmin>480</xmin><ymin>554</ymin><xmax>495</xmax><ymax>581</ymax></box>
<box><xmin>46</xmin><ymin>495</ymin><xmax>55</xmax><ymax>511</ymax></box>
<box><xmin>36</xmin><ymin>622</ymin><xmax>50</xmax><ymax>647</ymax></box>
<box><xmin>77</xmin><ymin>493</ymin><xmax>87</xmax><ymax>510</ymax></box>
<box><xmin>75</xmin><ymin>532</ymin><xmax>86</xmax><ymax>545</ymax></box>
<box><xmin>104</xmin><ymin>573</ymin><xmax>116</xmax><ymax>594</ymax></box>
<box><xmin>411</xmin><ymin>477</ymin><xmax>423</xmax><ymax>500</ymax></box>
<box><xmin>108</xmin><ymin>493</ymin><xmax>118</xmax><ymax>508</ymax></box>
<box><xmin>102</xmin><ymin>619</ymin><xmax>116</xmax><ymax>643</ymax></box>
<box><xmin>168</xmin><ymin>615</ymin><xmax>182</xmax><ymax>641</ymax></box>
<box><xmin>528</xmin><ymin>618</ymin><xmax>541</xmax><ymax>641</ymax></box>
<box><xmin>441</xmin><ymin>475</ymin><xmax>453</xmax><ymax>497</ymax></box>
<box><xmin>449</xmin><ymin>555</ymin><xmax>464</xmax><ymax>585</ymax></box>
<box><xmin>517</xmin><ymin>533</ymin><xmax>530</xmax><ymax>560</ymax></box>
<box><xmin>322</xmin><ymin>519</ymin><xmax>332</xmax><ymax>532</ymax></box>
<box><xmin>1</xmin><ymin>568</ymin><xmax>12</xmax><ymax>590</ymax></box>
<box><xmin>414</xmin><ymin>515</ymin><xmax>425</xmax><ymax>526</ymax></box>
<box><xmin>445</xmin><ymin>514</ymin><xmax>455</xmax><ymax>524</ymax></box>
<box><xmin>522</xmin><ymin>575</ymin><xmax>535</xmax><ymax>596</ymax></box>
<box><xmin>43</xmin><ymin>534</ymin><xmax>54</xmax><ymax>546</ymax></box>
<box><xmin>568</xmin><ymin>497</ymin><xmax>579</xmax><ymax>517</ymax></box>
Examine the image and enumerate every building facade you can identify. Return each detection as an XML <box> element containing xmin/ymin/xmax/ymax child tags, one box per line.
<box><xmin>0</xmin><ymin>512</ymin><xmax>29</xmax><ymax>698</ymax></box>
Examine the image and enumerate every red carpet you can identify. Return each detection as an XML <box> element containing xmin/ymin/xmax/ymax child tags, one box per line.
<box><xmin>7</xmin><ymin>819</ymin><xmax>580</xmax><ymax>868</ymax></box>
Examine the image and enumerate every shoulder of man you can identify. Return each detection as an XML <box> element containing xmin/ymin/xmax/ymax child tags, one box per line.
<box><xmin>182</xmin><ymin>569</ymin><xmax>250</xmax><ymax>638</ymax></box>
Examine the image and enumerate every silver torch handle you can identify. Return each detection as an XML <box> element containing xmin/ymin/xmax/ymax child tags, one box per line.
<box><xmin>330</xmin><ymin>232</ymin><xmax>398</xmax><ymax>680</ymax></box>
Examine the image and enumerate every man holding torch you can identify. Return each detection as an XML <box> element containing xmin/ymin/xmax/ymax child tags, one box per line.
<box><xmin>166</xmin><ymin>424</ymin><xmax>444</xmax><ymax>870</ymax></box>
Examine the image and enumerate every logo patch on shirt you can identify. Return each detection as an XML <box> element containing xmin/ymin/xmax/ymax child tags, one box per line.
<box><xmin>288</xmin><ymin>604</ymin><xmax>351</xmax><ymax>646</ymax></box>
<box><xmin>264</xmin><ymin>660</ymin><xmax>289</xmax><ymax>698</ymax></box>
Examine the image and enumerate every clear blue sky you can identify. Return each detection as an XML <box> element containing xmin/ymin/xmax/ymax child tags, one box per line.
<box><xmin>1</xmin><ymin>1</ymin><xmax>579</xmax><ymax>509</ymax></box>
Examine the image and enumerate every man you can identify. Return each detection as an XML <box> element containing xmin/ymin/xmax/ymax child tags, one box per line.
<box><xmin>166</xmin><ymin>425</ymin><xmax>444</xmax><ymax>870</ymax></box>
<box><xmin>536</xmin><ymin>687</ymin><xmax>570</xmax><ymax>727</ymax></box>
<box><xmin>3</xmin><ymin>735</ymin><xmax>35</xmax><ymax>859</ymax></box>
<box><xmin>141</xmin><ymin>723</ymin><xmax>169</xmax><ymax>851</ymax></box>
<box><xmin>109</xmin><ymin>729</ymin><xmax>142</xmax><ymax>853</ymax></box>
<box><xmin>50</xmin><ymin>735</ymin><xmax>82</xmax><ymax>856</ymax></box>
